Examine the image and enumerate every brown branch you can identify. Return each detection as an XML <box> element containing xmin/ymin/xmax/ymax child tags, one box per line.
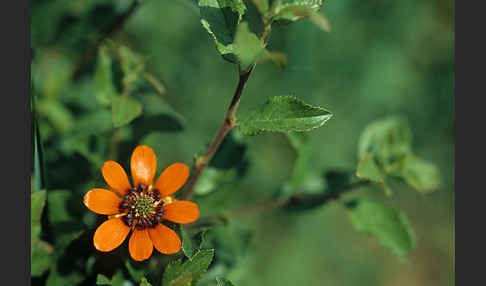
<box><xmin>187</xmin><ymin>179</ymin><xmax>372</xmax><ymax>228</ymax></box>
<box><xmin>181</xmin><ymin>65</ymin><xmax>255</xmax><ymax>200</ymax></box>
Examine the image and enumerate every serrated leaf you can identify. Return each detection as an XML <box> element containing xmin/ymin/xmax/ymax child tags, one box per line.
<box><xmin>31</xmin><ymin>190</ymin><xmax>47</xmax><ymax>240</ymax></box>
<box><xmin>234</xmin><ymin>22</ymin><xmax>266</xmax><ymax>72</ymax></box>
<box><xmin>237</xmin><ymin>96</ymin><xmax>332</xmax><ymax>135</ymax></box>
<box><xmin>112</xmin><ymin>96</ymin><xmax>143</xmax><ymax>127</ymax></box>
<box><xmin>181</xmin><ymin>226</ymin><xmax>208</xmax><ymax>259</ymax></box>
<box><xmin>31</xmin><ymin>239</ymin><xmax>53</xmax><ymax>277</ymax></box>
<box><xmin>346</xmin><ymin>199</ymin><xmax>415</xmax><ymax>262</ymax></box>
<box><xmin>95</xmin><ymin>46</ymin><xmax>118</xmax><ymax>106</ymax></box>
<box><xmin>199</xmin><ymin>0</ymin><xmax>247</xmax><ymax>63</ymax></box>
<box><xmin>216</xmin><ymin>277</ymin><xmax>235</xmax><ymax>286</ymax></box>
<box><xmin>162</xmin><ymin>249</ymin><xmax>215</xmax><ymax>286</ymax></box>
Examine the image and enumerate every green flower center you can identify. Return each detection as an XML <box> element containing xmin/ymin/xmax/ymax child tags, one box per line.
<box><xmin>133</xmin><ymin>195</ymin><xmax>155</xmax><ymax>218</ymax></box>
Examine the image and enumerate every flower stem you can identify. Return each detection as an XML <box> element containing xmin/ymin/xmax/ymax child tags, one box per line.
<box><xmin>182</xmin><ymin>65</ymin><xmax>255</xmax><ymax>200</ymax></box>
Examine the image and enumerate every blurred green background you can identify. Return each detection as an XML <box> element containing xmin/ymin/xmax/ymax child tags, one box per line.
<box><xmin>31</xmin><ymin>0</ymin><xmax>454</xmax><ymax>285</ymax></box>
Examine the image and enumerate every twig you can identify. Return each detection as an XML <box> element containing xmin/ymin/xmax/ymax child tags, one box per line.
<box><xmin>187</xmin><ymin>179</ymin><xmax>371</xmax><ymax>228</ymax></box>
<box><xmin>181</xmin><ymin>65</ymin><xmax>255</xmax><ymax>200</ymax></box>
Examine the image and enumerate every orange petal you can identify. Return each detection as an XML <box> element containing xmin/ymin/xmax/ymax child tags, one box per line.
<box><xmin>148</xmin><ymin>223</ymin><xmax>181</xmax><ymax>254</ymax></box>
<box><xmin>154</xmin><ymin>163</ymin><xmax>189</xmax><ymax>197</ymax></box>
<box><xmin>131</xmin><ymin>145</ymin><xmax>157</xmax><ymax>188</ymax></box>
<box><xmin>93</xmin><ymin>218</ymin><xmax>130</xmax><ymax>252</ymax></box>
<box><xmin>102</xmin><ymin>161</ymin><xmax>132</xmax><ymax>196</ymax></box>
<box><xmin>162</xmin><ymin>201</ymin><xmax>200</xmax><ymax>224</ymax></box>
<box><xmin>83</xmin><ymin>188</ymin><xmax>122</xmax><ymax>215</ymax></box>
<box><xmin>129</xmin><ymin>229</ymin><xmax>154</xmax><ymax>261</ymax></box>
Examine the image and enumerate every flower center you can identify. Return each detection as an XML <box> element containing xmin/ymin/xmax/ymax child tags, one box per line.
<box><xmin>133</xmin><ymin>195</ymin><xmax>155</xmax><ymax>218</ymax></box>
<box><xmin>120</xmin><ymin>184</ymin><xmax>164</xmax><ymax>230</ymax></box>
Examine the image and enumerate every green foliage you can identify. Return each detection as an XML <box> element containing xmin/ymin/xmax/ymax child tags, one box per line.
<box><xmin>96</xmin><ymin>274</ymin><xmax>112</xmax><ymax>285</ymax></box>
<box><xmin>31</xmin><ymin>190</ymin><xmax>46</xmax><ymax>240</ymax></box>
<box><xmin>199</xmin><ymin>0</ymin><xmax>247</xmax><ymax>63</ymax></box>
<box><xmin>112</xmin><ymin>96</ymin><xmax>143</xmax><ymax>127</ymax></box>
<box><xmin>95</xmin><ymin>271</ymin><xmax>125</xmax><ymax>286</ymax></box>
<box><xmin>283</xmin><ymin>132</ymin><xmax>312</xmax><ymax>196</ymax></box>
<box><xmin>216</xmin><ymin>277</ymin><xmax>235</xmax><ymax>286</ymax></box>
<box><xmin>31</xmin><ymin>240</ymin><xmax>54</xmax><ymax>277</ymax></box>
<box><xmin>30</xmin><ymin>0</ymin><xmax>452</xmax><ymax>285</ymax></box>
<box><xmin>181</xmin><ymin>226</ymin><xmax>208</xmax><ymax>259</ymax></box>
<box><xmin>346</xmin><ymin>199</ymin><xmax>415</xmax><ymax>261</ymax></box>
<box><xmin>234</xmin><ymin>22</ymin><xmax>266</xmax><ymax>72</ymax></box>
<box><xmin>356</xmin><ymin>117</ymin><xmax>441</xmax><ymax>194</ymax></box>
<box><xmin>140</xmin><ymin>277</ymin><xmax>153</xmax><ymax>286</ymax></box>
<box><xmin>162</xmin><ymin>249</ymin><xmax>215</xmax><ymax>286</ymax></box>
<box><xmin>95</xmin><ymin>46</ymin><xmax>119</xmax><ymax>106</ymax></box>
<box><xmin>237</xmin><ymin>96</ymin><xmax>332</xmax><ymax>135</ymax></box>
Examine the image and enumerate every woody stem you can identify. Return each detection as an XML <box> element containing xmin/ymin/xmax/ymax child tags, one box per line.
<box><xmin>182</xmin><ymin>65</ymin><xmax>255</xmax><ymax>200</ymax></box>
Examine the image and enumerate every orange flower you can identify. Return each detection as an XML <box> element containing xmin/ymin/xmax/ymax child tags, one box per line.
<box><xmin>83</xmin><ymin>145</ymin><xmax>199</xmax><ymax>261</ymax></box>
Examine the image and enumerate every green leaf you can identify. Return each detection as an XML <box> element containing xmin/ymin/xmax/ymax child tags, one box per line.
<box><xmin>234</xmin><ymin>22</ymin><xmax>266</xmax><ymax>72</ymax></box>
<box><xmin>36</xmin><ymin>98</ymin><xmax>75</xmax><ymax>134</ymax></box>
<box><xmin>32</xmin><ymin>98</ymin><xmax>44</xmax><ymax>193</ymax></box>
<box><xmin>46</xmin><ymin>265</ymin><xmax>83</xmax><ymax>286</ymax></box>
<box><xmin>96</xmin><ymin>274</ymin><xmax>112</xmax><ymax>285</ymax></box>
<box><xmin>31</xmin><ymin>239</ymin><xmax>54</xmax><ymax>277</ymax></box>
<box><xmin>400</xmin><ymin>155</ymin><xmax>441</xmax><ymax>193</ymax></box>
<box><xmin>357</xmin><ymin>117</ymin><xmax>440</xmax><ymax>193</ymax></box>
<box><xmin>162</xmin><ymin>249</ymin><xmax>215</xmax><ymax>286</ymax></box>
<box><xmin>112</xmin><ymin>96</ymin><xmax>143</xmax><ymax>127</ymax></box>
<box><xmin>125</xmin><ymin>260</ymin><xmax>145</xmax><ymax>283</ymax></box>
<box><xmin>74</xmin><ymin>110</ymin><xmax>113</xmax><ymax>136</ymax></box>
<box><xmin>281</xmin><ymin>133</ymin><xmax>312</xmax><ymax>197</ymax></box>
<box><xmin>216</xmin><ymin>277</ymin><xmax>235</xmax><ymax>286</ymax></box>
<box><xmin>140</xmin><ymin>94</ymin><xmax>185</xmax><ymax>123</ymax></box>
<box><xmin>237</xmin><ymin>96</ymin><xmax>332</xmax><ymax>135</ymax></box>
<box><xmin>96</xmin><ymin>271</ymin><xmax>125</xmax><ymax>286</ymax></box>
<box><xmin>31</xmin><ymin>190</ymin><xmax>47</xmax><ymax>240</ymax></box>
<box><xmin>118</xmin><ymin>44</ymin><xmax>145</xmax><ymax>91</ymax></box>
<box><xmin>199</xmin><ymin>0</ymin><xmax>247</xmax><ymax>63</ymax></box>
<box><xmin>251</xmin><ymin>0</ymin><xmax>269</xmax><ymax>14</ymax></box>
<box><xmin>357</xmin><ymin>117</ymin><xmax>412</xmax><ymax>171</ymax></box>
<box><xmin>47</xmin><ymin>190</ymin><xmax>85</xmax><ymax>251</ymax></box>
<box><xmin>272</xmin><ymin>0</ymin><xmax>323</xmax><ymax>21</ymax></box>
<box><xmin>194</xmin><ymin>167</ymin><xmax>238</xmax><ymax>196</ymax></box>
<box><xmin>168</xmin><ymin>274</ymin><xmax>192</xmax><ymax>286</ymax></box>
<box><xmin>95</xmin><ymin>46</ymin><xmax>119</xmax><ymax>106</ymax></box>
<box><xmin>140</xmin><ymin>277</ymin><xmax>152</xmax><ymax>286</ymax></box>
<box><xmin>181</xmin><ymin>226</ymin><xmax>208</xmax><ymax>259</ymax></box>
<box><xmin>346</xmin><ymin>199</ymin><xmax>415</xmax><ymax>262</ymax></box>
<box><xmin>356</xmin><ymin>154</ymin><xmax>384</xmax><ymax>183</ymax></box>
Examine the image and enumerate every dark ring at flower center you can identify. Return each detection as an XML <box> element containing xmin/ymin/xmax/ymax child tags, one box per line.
<box><xmin>119</xmin><ymin>184</ymin><xmax>164</xmax><ymax>229</ymax></box>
